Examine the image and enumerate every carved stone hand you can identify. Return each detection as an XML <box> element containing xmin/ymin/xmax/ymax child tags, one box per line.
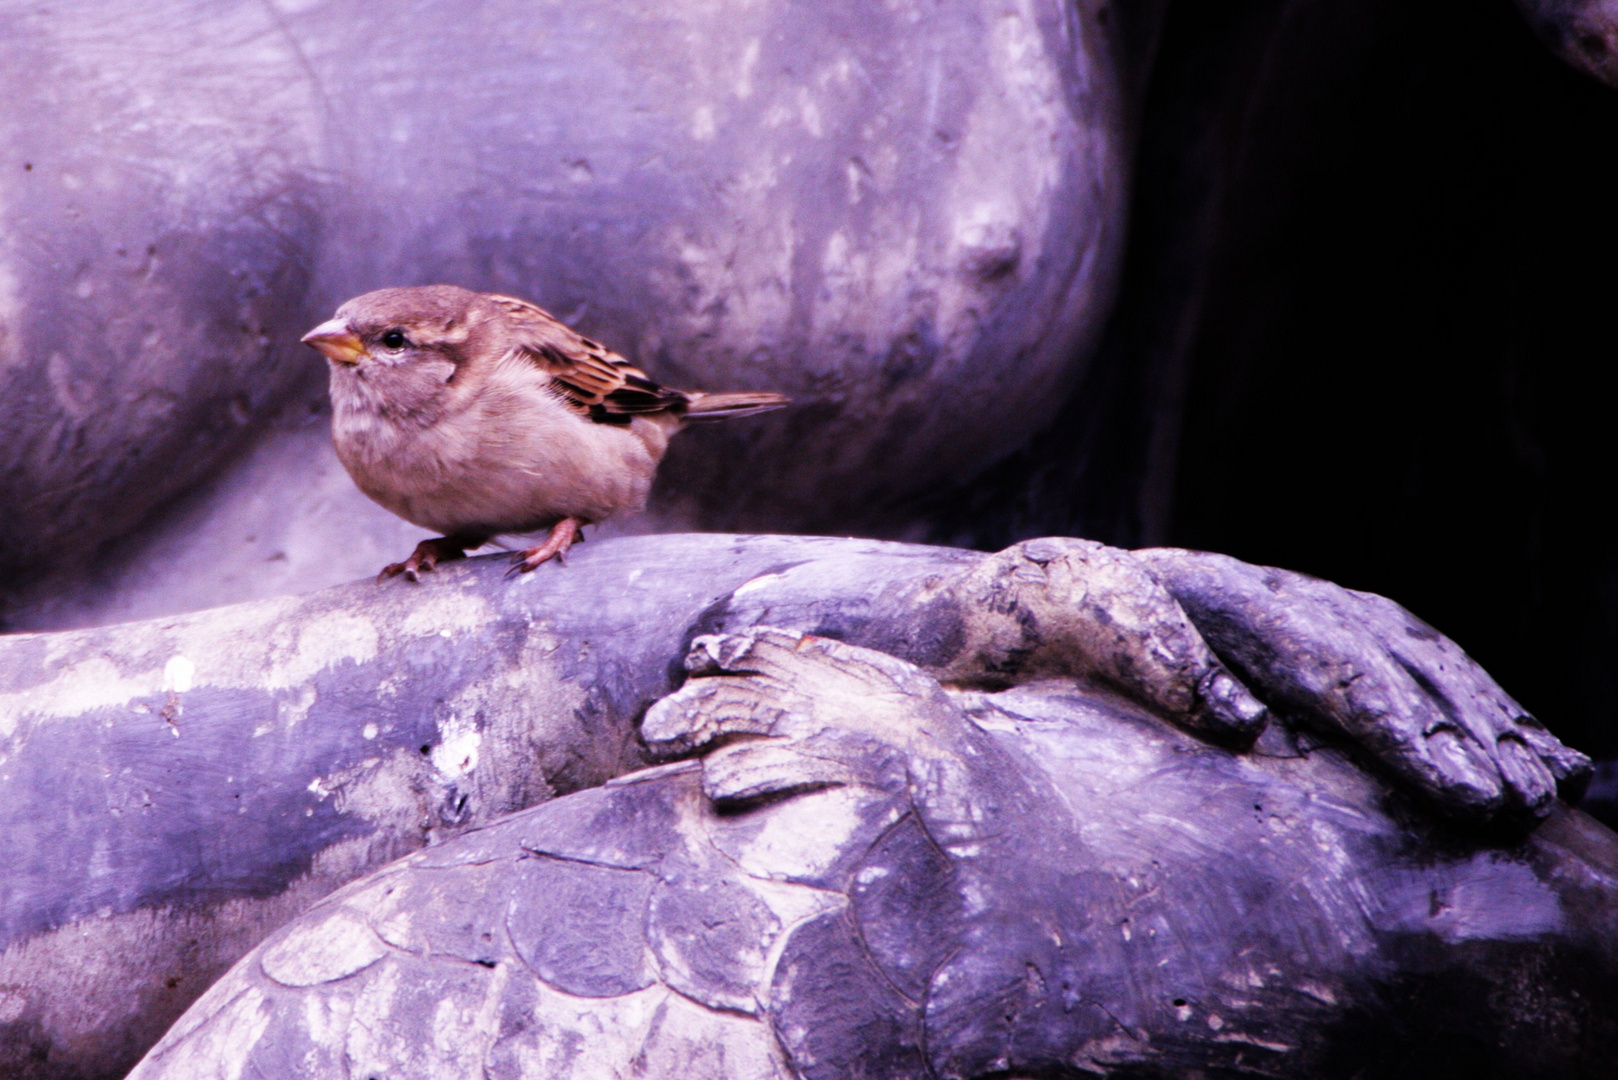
<box><xmin>1135</xmin><ymin>548</ymin><xmax>1592</xmax><ymax>822</ymax></box>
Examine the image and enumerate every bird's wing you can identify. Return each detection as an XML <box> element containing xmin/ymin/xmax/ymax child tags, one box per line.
<box><xmin>488</xmin><ymin>294</ymin><xmax>687</xmax><ymax>425</ymax></box>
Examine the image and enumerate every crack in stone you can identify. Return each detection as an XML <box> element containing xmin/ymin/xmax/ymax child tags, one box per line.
<box><xmin>517</xmin><ymin>848</ymin><xmax>660</xmax><ymax>875</ymax></box>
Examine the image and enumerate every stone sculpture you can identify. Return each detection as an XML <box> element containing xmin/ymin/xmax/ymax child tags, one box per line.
<box><xmin>3</xmin><ymin>2</ymin><xmax>1614</xmax><ymax>1075</ymax></box>
<box><xmin>1</xmin><ymin>534</ymin><xmax>1604</xmax><ymax>1077</ymax></box>
<box><xmin>125</xmin><ymin>622</ymin><xmax>1616</xmax><ymax>1078</ymax></box>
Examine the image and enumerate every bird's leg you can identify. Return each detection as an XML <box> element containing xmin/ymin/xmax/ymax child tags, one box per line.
<box><xmin>380</xmin><ymin>535</ymin><xmax>483</xmax><ymax>583</ymax></box>
<box><xmin>508</xmin><ymin>517</ymin><xmax>585</xmax><ymax>576</ymax></box>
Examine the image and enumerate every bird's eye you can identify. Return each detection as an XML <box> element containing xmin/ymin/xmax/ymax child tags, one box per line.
<box><xmin>381</xmin><ymin>329</ymin><xmax>408</xmax><ymax>350</ymax></box>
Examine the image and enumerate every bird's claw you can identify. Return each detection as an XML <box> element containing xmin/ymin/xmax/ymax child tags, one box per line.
<box><xmin>507</xmin><ymin>518</ymin><xmax>584</xmax><ymax>577</ymax></box>
<box><xmin>378</xmin><ymin>537</ymin><xmax>471</xmax><ymax>584</ymax></box>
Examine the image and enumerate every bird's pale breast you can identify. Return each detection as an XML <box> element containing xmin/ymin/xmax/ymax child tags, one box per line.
<box><xmin>333</xmin><ymin>363</ymin><xmax>670</xmax><ymax>537</ymax></box>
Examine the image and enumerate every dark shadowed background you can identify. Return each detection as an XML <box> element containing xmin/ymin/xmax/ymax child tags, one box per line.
<box><xmin>941</xmin><ymin>0</ymin><xmax>1618</xmax><ymax>786</ymax></box>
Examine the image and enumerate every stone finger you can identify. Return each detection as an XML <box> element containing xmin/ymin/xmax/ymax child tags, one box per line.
<box><xmin>698</xmin><ymin>740</ymin><xmax>868</xmax><ymax>807</ymax></box>
<box><xmin>640</xmin><ymin>676</ymin><xmax>794</xmax><ymax>758</ymax></box>
<box><xmin>1332</xmin><ymin>653</ymin><xmax>1515</xmax><ymax>819</ymax></box>
<box><xmin>1513</xmin><ymin>720</ymin><xmax>1594</xmax><ymax>799</ymax></box>
<box><xmin>649</xmin><ymin>629</ymin><xmax>971</xmax><ymax>762</ymax></box>
<box><xmin>1495</xmin><ymin>735</ymin><xmax>1558</xmax><ymax>818</ymax></box>
<box><xmin>1415</xmin><ymin>727</ymin><xmax>1507</xmax><ymax>817</ymax></box>
<box><xmin>940</xmin><ymin>539</ymin><xmax>1268</xmax><ymax>744</ymax></box>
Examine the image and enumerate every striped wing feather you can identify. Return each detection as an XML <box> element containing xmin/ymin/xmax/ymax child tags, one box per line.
<box><xmin>489</xmin><ymin>294</ymin><xmax>687</xmax><ymax>425</ymax></box>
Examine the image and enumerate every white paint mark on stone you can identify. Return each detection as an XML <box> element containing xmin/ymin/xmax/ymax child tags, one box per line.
<box><xmin>762</xmin><ymin>101</ymin><xmax>793</xmax><ymax>128</ymax></box>
<box><xmin>431</xmin><ymin>716</ymin><xmax>482</xmax><ymax>779</ymax></box>
<box><xmin>734</xmin><ymin>785</ymin><xmax>874</xmax><ymax>882</ymax></box>
<box><xmin>399</xmin><ymin>591</ymin><xmax>492</xmax><ymax>640</ymax></box>
<box><xmin>798</xmin><ymin>91</ymin><xmax>823</xmax><ymax>137</ymax></box>
<box><xmin>845</xmin><ymin>157</ymin><xmax>871</xmax><ymax>205</ymax></box>
<box><xmin>692</xmin><ymin>105</ymin><xmax>717</xmax><ymax>141</ymax></box>
<box><xmin>362</xmin><ymin>722</ymin><xmax>378</xmax><ymax>740</ymax></box>
<box><xmin>2</xmin><ymin>657</ymin><xmax>157</xmax><ymax>735</ymax></box>
<box><xmin>261</xmin><ymin>908</ymin><xmax>387</xmax><ymax>987</ymax></box>
<box><xmin>821</xmin><ymin>55</ymin><xmax>854</xmax><ymax>88</ymax></box>
<box><xmin>735</xmin><ymin>39</ymin><xmax>760</xmax><ymax>99</ymax></box>
<box><xmin>162</xmin><ymin>655</ymin><xmax>195</xmax><ymax>694</ymax></box>
<box><xmin>277</xmin><ymin>683</ymin><xmax>317</xmax><ymax>730</ymax></box>
<box><xmin>732</xmin><ymin>571</ymin><xmax>785</xmax><ymax>598</ymax></box>
<box><xmin>275</xmin><ymin>611</ymin><xmax>380</xmax><ymax>689</ymax></box>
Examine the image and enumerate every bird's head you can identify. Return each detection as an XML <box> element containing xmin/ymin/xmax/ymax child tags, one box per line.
<box><xmin>302</xmin><ymin>285</ymin><xmax>490</xmax><ymax>418</ymax></box>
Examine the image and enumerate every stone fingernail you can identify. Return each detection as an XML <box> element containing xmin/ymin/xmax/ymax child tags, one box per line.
<box><xmin>1425</xmin><ymin>730</ymin><xmax>1504</xmax><ymax>817</ymax></box>
<box><xmin>1197</xmin><ymin>668</ymin><xmax>1269</xmax><ymax>743</ymax></box>
<box><xmin>1496</xmin><ymin>735</ymin><xmax>1556</xmax><ymax>817</ymax></box>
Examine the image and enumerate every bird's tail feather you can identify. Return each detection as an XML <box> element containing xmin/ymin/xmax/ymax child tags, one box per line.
<box><xmin>682</xmin><ymin>390</ymin><xmax>790</xmax><ymax>420</ymax></box>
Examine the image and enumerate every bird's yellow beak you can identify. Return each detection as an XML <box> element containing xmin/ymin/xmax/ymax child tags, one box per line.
<box><xmin>301</xmin><ymin>319</ymin><xmax>367</xmax><ymax>365</ymax></box>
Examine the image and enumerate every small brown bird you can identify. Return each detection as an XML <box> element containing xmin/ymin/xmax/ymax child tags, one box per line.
<box><xmin>301</xmin><ymin>285</ymin><xmax>788</xmax><ymax>581</ymax></box>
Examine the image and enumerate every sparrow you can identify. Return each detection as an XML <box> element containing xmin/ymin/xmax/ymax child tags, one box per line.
<box><xmin>300</xmin><ymin>285</ymin><xmax>788</xmax><ymax>581</ymax></box>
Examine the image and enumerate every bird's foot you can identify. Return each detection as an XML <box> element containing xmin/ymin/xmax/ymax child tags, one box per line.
<box><xmin>508</xmin><ymin>518</ymin><xmax>585</xmax><ymax>576</ymax></box>
<box><xmin>380</xmin><ymin>537</ymin><xmax>475</xmax><ymax>583</ymax></box>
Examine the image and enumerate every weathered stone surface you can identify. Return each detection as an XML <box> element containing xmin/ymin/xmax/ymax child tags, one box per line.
<box><xmin>128</xmin><ymin>630</ymin><xmax>1618</xmax><ymax>1079</ymax></box>
<box><xmin>1516</xmin><ymin>0</ymin><xmax>1618</xmax><ymax>86</ymax></box>
<box><xmin>507</xmin><ymin>857</ymin><xmax>658</xmax><ymax>998</ymax></box>
<box><xmin>0</xmin><ymin>4</ymin><xmax>324</xmax><ymax>581</ymax></box>
<box><xmin>0</xmin><ymin>533</ymin><xmax>1593</xmax><ymax>1077</ymax></box>
<box><xmin>1</xmin><ymin>0</ymin><xmax>1127</xmax><ymax>621</ymax></box>
<box><xmin>1</xmin><ymin>535</ymin><xmax>913</xmax><ymax>1079</ymax></box>
<box><xmin>0</xmin><ymin>418</ymin><xmax>432</xmax><ymax>633</ymax></box>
